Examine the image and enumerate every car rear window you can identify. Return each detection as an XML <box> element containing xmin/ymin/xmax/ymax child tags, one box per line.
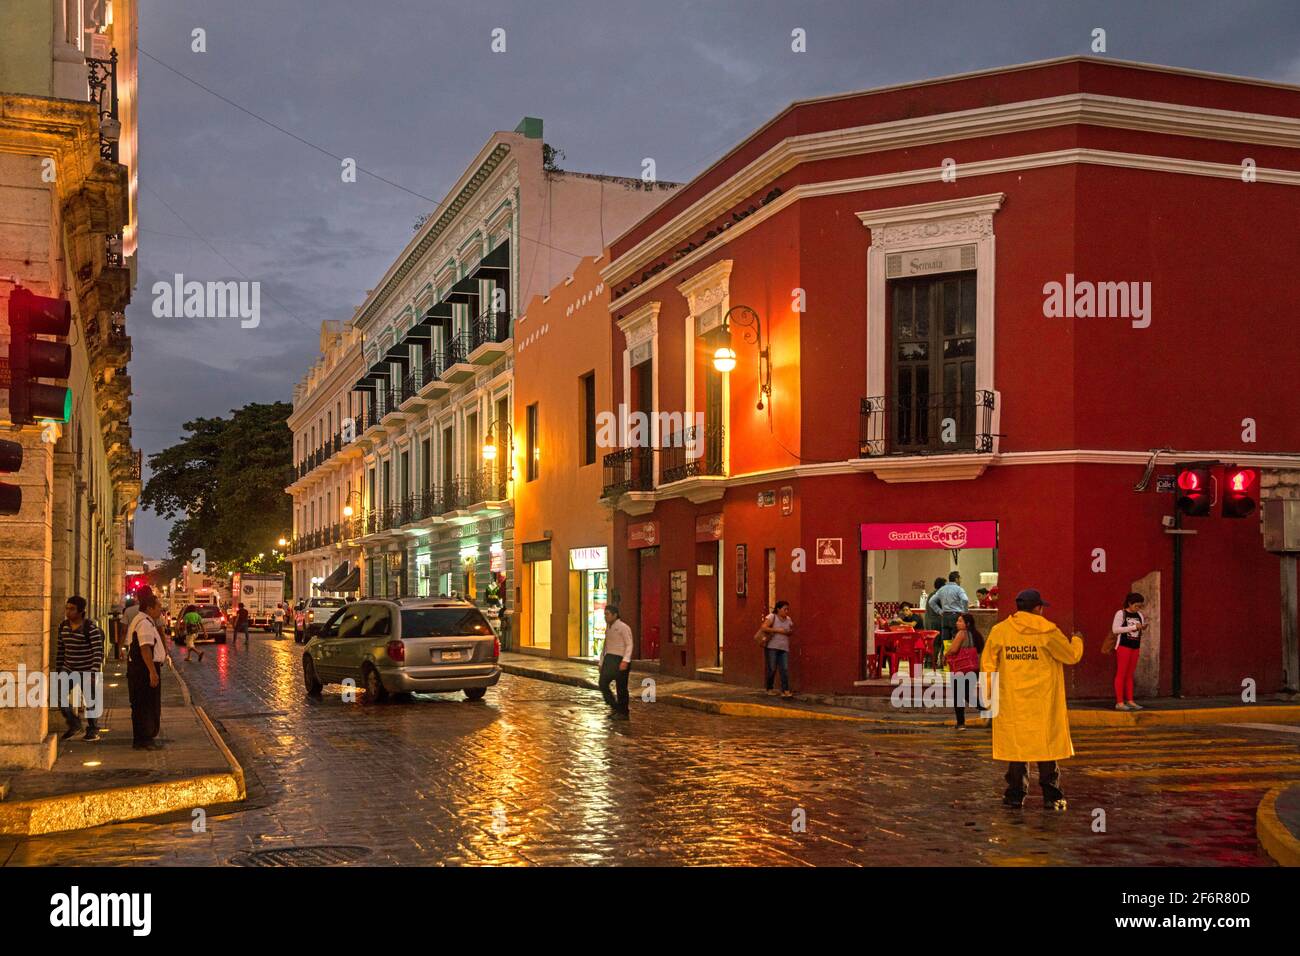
<box><xmin>199</xmin><ymin>607</ymin><xmax>220</xmax><ymax>618</ymax></box>
<box><xmin>400</xmin><ymin>608</ymin><xmax>494</xmax><ymax>637</ymax></box>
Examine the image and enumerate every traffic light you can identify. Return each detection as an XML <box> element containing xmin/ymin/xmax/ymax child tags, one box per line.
<box><xmin>5</xmin><ymin>287</ymin><xmax>72</xmax><ymax>425</ymax></box>
<box><xmin>1175</xmin><ymin>463</ymin><xmax>1215</xmax><ymax>516</ymax></box>
<box><xmin>0</xmin><ymin>439</ymin><xmax>21</xmax><ymax>515</ymax></box>
<box><xmin>1222</xmin><ymin>466</ymin><xmax>1260</xmax><ymax>519</ymax></box>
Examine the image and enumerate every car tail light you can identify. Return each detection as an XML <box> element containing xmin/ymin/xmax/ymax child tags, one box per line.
<box><xmin>386</xmin><ymin>639</ymin><xmax>405</xmax><ymax>662</ymax></box>
<box><xmin>307</xmin><ymin>610</ymin><xmax>314</xmax><ymax>622</ymax></box>
<box><xmin>493</xmin><ymin>637</ymin><xmax>500</xmax><ymax>661</ymax></box>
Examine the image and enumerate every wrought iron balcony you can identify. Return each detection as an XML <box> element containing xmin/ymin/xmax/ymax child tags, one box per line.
<box><xmin>859</xmin><ymin>390</ymin><xmax>995</xmax><ymax>457</ymax></box>
<box><xmin>602</xmin><ymin>447</ymin><xmax>654</xmax><ymax>497</ymax></box>
<box><xmin>86</xmin><ymin>50</ymin><xmax>120</xmax><ymax>163</ymax></box>
<box><xmin>660</xmin><ymin>424</ymin><xmax>725</xmax><ymax>484</ymax></box>
<box><xmin>443</xmin><ymin>331</ymin><xmax>469</xmax><ymax>369</ymax></box>
<box><xmin>469</xmin><ymin>307</ymin><xmax>510</xmax><ymax>352</ymax></box>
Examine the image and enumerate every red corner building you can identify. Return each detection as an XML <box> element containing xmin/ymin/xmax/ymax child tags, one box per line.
<box><xmin>598</xmin><ymin>56</ymin><xmax>1300</xmax><ymax>699</ymax></box>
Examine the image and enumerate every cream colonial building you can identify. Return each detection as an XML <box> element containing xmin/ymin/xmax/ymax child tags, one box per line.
<box><xmin>287</xmin><ymin>118</ymin><xmax>674</xmax><ymax>616</ymax></box>
<box><xmin>0</xmin><ymin>0</ymin><xmax>141</xmax><ymax>769</ymax></box>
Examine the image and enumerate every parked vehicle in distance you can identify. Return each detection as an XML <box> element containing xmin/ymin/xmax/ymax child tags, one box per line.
<box><xmin>230</xmin><ymin>571</ymin><xmax>286</xmax><ymax>628</ymax></box>
<box><xmin>294</xmin><ymin>596</ymin><xmax>346</xmax><ymax>643</ymax></box>
<box><xmin>197</xmin><ymin>604</ymin><xmax>228</xmax><ymax>643</ymax></box>
<box><xmin>302</xmin><ymin>598</ymin><xmax>500</xmax><ymax>702</ymax></box>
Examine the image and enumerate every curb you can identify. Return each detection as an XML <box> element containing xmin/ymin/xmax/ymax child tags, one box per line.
<box><xmin>1069</xmin><ymin>704</ymin><xmax>1300</xmax><ymax>729</ymax></box>
<box><xmin>502</xmin><ymin>662</ymin><xmax>1300</xmax><ymax>728</ymax></box>
<box><xmin>0</xmin><ymin>657</ymin><xmax>246</xmax><ymax>837</ymax></box>
<box><xmin>1257</xmin><ymin>786</ymin><xmax>1300</xmax><ymax>867</ymax></box>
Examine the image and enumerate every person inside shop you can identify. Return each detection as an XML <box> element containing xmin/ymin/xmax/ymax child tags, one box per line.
<box><xmin>975</xmin><ymin>587</ymin><xmax>990</xmax><ymax>608</ymax></box>
<box><xmin>923</xmin><ymin>577</ymin><xmax>946</xmax><ymax>634</ymax></box>
<box><xmin>926</xmin><ymin>571</ymin><xmax>969</xmax><ymax>668</ymax></box>
<box><xmin>897</xmin><ymin>604</ymin><xmax>926</xmax><ymax>630</ymax></box>
<box><xmin>1109</xmin><ymin>591</ymin><xmax>1149</xmax><ymax>711</ymax></box>
<box><xmin>979</xmin><ymin>588</ymin><xmax>1083</xmax><ymax>810</ymax></box>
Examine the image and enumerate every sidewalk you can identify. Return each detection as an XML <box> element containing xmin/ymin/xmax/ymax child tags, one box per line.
<box><xmin>1257</xmin><ymin>784</ymin><xmax>1300</xmax><ymax>867</ymax></box>
<box><xmin>0</xmin><ymin>650</ymin><xmax>244</xmax><ymax>837</ymax></box>
<box><xmin>500</xmin><ymin>652</ymin><xmax>1300</xmax><ymax>728</ymax></box>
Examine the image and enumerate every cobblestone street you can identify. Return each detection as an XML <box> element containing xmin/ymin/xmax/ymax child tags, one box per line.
<box><xmin>2</xmin><ymin>635</ymin><xmax>1295</xmax><ymax>866</ymax></box>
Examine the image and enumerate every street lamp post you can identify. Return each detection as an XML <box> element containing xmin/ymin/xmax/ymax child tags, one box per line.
<box><xmin>482</xmin><ymin>419</ymin><xmax>514</xmax><ymax>475</ymax></box>
<box><xmin>711</xmin><ymin>305</ymin><xmax>773</xmax><ymax>411</ymax></box>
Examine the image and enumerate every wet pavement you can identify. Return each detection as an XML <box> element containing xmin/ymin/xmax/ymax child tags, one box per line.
<box><xmin>1</xmin><ymin>634</ymin><xmax>1296</xmax><ymax>866</ymax></box>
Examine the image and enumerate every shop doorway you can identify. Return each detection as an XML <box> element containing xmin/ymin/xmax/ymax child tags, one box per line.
<box><xmin>580</xmin><ymin>570</ymin><xmax>609</xmax><ymax>657</ymax></box>
<box><xmin>638</xmin><ymin>546</ymin><xmax>660</xmax><ymax>660</ymax></box>
<box><xmin>859</xmin><ymin>520</ymin><xmax>999</xmax><ymax>683</ymax></box>
<box><xmin>694</xmin><ymin>540</ymin><xmax>722</xmax><ymax>670</ymax></box>
<box><xmin>529</xmin><ymin>559</ymin><xmax>552</xmax><ymax>649</ymax></box>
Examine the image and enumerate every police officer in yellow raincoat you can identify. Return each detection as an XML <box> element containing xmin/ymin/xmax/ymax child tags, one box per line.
<box><xmin>980</xmin><ymin>588</ymin><xmax>1083</xmax><ymax>810</ymax></box>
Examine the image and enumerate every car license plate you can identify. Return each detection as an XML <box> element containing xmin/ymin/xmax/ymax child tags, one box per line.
<box><xmin>439</xmin><ymin>650</ymin><xmax>464</xmax><ymax>662</ymax></box>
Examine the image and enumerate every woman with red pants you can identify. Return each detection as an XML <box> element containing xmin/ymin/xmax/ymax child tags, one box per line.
<box><xmin>1111</xmin><ymin>592</ymin><xmax>1148</xmax><ymax>711</ymax></box>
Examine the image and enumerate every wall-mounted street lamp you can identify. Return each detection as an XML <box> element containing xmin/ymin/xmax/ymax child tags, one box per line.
<box><xmin>482</xmin><ymin>419</ymin><xmax>514</xmax><ymax>468</ymax></box>
<box><xmin>342</xmin><ymin>488</ymin><xmax>363</xmax><ymax>518</ymax></box>
<box><xmin>277</xmin><ymin>536</ymin><xmax>288</xmax><ymax>547</ymax></box>
<box><xmin>711</xmin><ymin>305</ymin><xmax>772</xmax><ymax>411</ymax></box>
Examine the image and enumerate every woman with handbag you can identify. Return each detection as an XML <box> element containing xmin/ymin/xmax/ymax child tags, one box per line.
<box><xmin>946</xmin><ymin>612</ymin><xmax>984</xmax><ymax>729</ymax></box>
<box><xmin>1108</xmin><ymin>592</ymin><xmax>1148</xmax><ymax>711</ymax></box>
<box><xmin>757</xmin><ymin>600</ymin><xmax>795</xmax><ymax>698</ymax></box>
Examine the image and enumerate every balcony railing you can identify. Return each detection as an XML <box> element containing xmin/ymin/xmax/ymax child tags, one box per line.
<box><xmin>443</xmin><ymin>331</ymin><xmax>469</xmax><ymax>369</ymax></box>
<box><xmin>660</xmin><ymin>423</ymin><xmax>725</xmax><ymax>484</ymax></box>
<box><xmin>601</xmin><ymin>447</ymin><xmax>654</xmax><ymax>497</ymax></box>
<box><xmin>859</xmin><ymin>389</ymin><xmax>996</xmax><ymax>457</ymax></box>
<box><xmin>86</xmin><ymin>50</ymin><xmax>119</xmax><ymax>163</ymax></box>
<box><xmin>469</xmin><ymin>307</ymin><xmax>510</xmax><ymax>353</ymax></box>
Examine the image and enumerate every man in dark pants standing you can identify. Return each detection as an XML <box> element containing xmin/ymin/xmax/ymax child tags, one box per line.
<box><xmin>599</xmin><ymin>606</ymin><xmax>633</xmax><ymax>720</ymax></box>
<box><xmin>126</xmin><ymin>592</ymin><xmax>166</xmax><ymax>750</ymax></box>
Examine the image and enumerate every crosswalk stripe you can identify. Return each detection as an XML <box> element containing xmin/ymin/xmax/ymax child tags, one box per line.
<box><xmin>1083</xmin><ymin>763</ymin><xmax>1300</xmax><ymax>779</ymax></box>
<box><xmin>1159</xmin><ymin>779</ymin><xmax>1296</xmax><ymax>792</ymax></box>
<box><xmin>1224</xmin><ymin>723</ymin><xmax>1300</xmax><ymax>735</ymax></box>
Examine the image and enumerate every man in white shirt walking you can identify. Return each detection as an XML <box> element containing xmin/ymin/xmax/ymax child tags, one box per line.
<box><xmin>600</xmin><ymin>606</ymin><xmax>634</xmax><ymax>721</ymax></box>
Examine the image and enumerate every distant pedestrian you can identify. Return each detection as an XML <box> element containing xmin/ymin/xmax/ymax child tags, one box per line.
<box><xmin>759</xmin><ymin>600</ymin><xmax>795</xmax><ymax>698</ymax></box>
<box><xmin>980</xmin><ymin>588</ymin><xmax>1082</xmax><ymax>810</ymax></box>
<box><xmin>1109</xmin><ymin>592</ymin><xmax>1148</xmax><ymax>711</ymax></box>
<box><xmin>234</xmin><ymin>603</ymin><xmax>251</xmax><ymax>646</ymax></box>
<box><xmin>182</xmin><ymin>604</ymin><xmax>204</xmax><ymax>662</ymax></box>
<box><xmin>126</xmin><ymin>592</ymin><xmax>167</xmax><ymax>751</ymax></box>
<box><xmin>56</xmin><ymin>596</ymin><xmax>105</xmax><ymax>742</ymax></box>
<box><xmin>272</xmin><ymin>602</ymin><xmax>286</xmax><ymax>640</ymax></box>
<box><xmin>927</xmin><ymin>571</ymin><xmax>969</xmax><ymax>669</ymax></box>
<box><xmin>599</xmin><ymin>606</ymin><xmax>633</xmax><ymax>720</ymax></box>
<box><xmin>946</xmin><ymin>612</ymin><xmax>984</xmax><ymax>730</ymax></box>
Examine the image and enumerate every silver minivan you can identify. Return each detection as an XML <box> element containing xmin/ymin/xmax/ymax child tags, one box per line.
<box><xmin>302</xmin><ymin>598</ymin><xmax>500</xmax><ymax>702</ymax></box>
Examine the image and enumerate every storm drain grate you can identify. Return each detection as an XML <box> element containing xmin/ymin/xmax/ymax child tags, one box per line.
<box><xmin>231</xmin><ymin>845</ymin><xmax>372</xmax><ymax>867</ymax></box>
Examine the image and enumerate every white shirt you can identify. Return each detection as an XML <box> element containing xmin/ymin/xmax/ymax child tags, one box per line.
<box><xmin>604</xmin><ymin>618</ymin><xmax>634</xmax><ymax>663</ymax></box>
<box><xmin>128</xmin><ymin>614</ymin><xmax>167</xmax><ymax>664</ymax></box>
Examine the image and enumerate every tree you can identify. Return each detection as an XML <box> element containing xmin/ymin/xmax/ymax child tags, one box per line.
<box><xmin>142</xmin><ymin>402</ymin><xmax>293</xmax><ymax>570</ymax></box>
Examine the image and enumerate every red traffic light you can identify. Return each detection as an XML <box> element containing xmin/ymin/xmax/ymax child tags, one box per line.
<box><xmin>5</xmin><ymin>287</ymin><xmax>73</xmax><ymax>425</ymax></box>
<box><xmin>1223</xmin><ymin>467</ymin><xmax>1259</xmax><ymax>519</ymax></box>
<box><xmin>1175</xmin><ymin>464</ymin><xmax>1215</xmax><ymax>517</ymax></box>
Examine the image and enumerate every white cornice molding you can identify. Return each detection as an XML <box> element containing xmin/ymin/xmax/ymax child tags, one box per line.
<box><xmin>856</xmin><ymin>193</ymin><xmax>1006</xmax><ymax>230</ymax></box>
<box><xmin>603</xmin><ymin>93</ymin><xmax>1300</xmax><ymax>290</ymax></box>
<box><xmin>606</xmin><ymin>147</ymin><xmax>1300</xmax><ymax>312</ymax></box>
<box><xmin>613</xmin><ymin>449</ymin><xmax>1300</xmax><ymax>507</ymax></box>
<box><xmin>615</xmin><ymin>299</ymin><xmax>661</xmax><ymax>343</ymax></box>
<box><xmin>675</xmin><ymin>259</ymin><xmax>734</xmax><ymax>303</ymax></box>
